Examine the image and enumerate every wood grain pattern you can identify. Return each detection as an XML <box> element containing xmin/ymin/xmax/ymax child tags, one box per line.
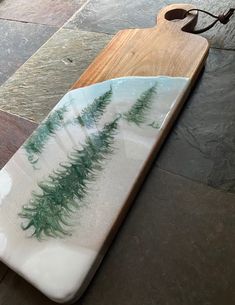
<box><xmin>72</xmin><ymin>4</ymin><xmax>209</xmax><ymax>89</ymax></box>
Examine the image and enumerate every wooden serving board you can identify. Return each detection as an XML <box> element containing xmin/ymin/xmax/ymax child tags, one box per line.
<box><xmin>0</xmin><ymin>3</ymin><xmax>209</xmax><ymax>304</ymax></box>
<box><xmin>72</xmin><ymin>3</ymin><xmax>208</xmax><ymax>87</ymax></box>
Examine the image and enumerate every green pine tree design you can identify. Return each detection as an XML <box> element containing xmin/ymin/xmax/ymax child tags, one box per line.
<box><xmin>24</xmin><ymin>106</ymin><xmax>67</xmax><ymax>166</ymax></box>
<box><xmin>76</xmin><ymin>86</ymin><xmax>113</xmax><ymax>128</ymax></box>
<box><xmin>19</xmin><ymin>117</ymin><xmax>119</xmax><ymax>239</ymax></box>
<box><xmin>24</xmin><ymin>88</ymin><xmax>113</xmax><ymax>167</ymax></box>
<box><xmin>123</xmin><ymin>84</ymin><xmax>157</xmax><ymax>125</ymax></box>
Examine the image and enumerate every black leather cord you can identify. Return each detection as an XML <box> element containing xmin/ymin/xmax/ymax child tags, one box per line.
<box><xmin>185</xmin><ymin>8</ymin><xmax>235</xmax><ymax>34</ymax></box>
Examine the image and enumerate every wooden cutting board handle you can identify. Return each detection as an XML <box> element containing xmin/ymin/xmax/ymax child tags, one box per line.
<box><xmin>72</xmin><ymin>3</ymin><xmax>209</xmax><ymax>89</ymax></box>
<box><xmin>157</xmin><ymin>3</ymin><xmax>198</xmax><ymax>32</ymax></box>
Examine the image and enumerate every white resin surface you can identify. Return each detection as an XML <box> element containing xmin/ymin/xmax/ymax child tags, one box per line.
<box><xmin>0</xmin><ymin>76</ymin><xmax>189</xmax><ymax>302</ymax></box>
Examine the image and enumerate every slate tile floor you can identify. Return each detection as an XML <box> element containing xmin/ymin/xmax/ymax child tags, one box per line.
<box><xmin>0</xmin><ymin>28</ymin><xmax>112</xmax><ymax>121</ymax></box>
<box><xmin>156</xmin><ymin>48</ymin><xmax>235</xmax><ymax>193</ymax></box>
<box><xmin>0</xmin><ymin>0</ymin><xmax>87</xmax><ymax>27</ymax></box>
<box><xmin>0</xmin><ymin>0</ymin><xmax>87</xmax><ymax>86</ymax></box>
<box><xmin>0</xmin><ymin>19</ymin><xmax>56</xmax><ymax>85</ymax></box>
<box><xmin>0</xmin><ymin>0</ymin><xmax>234</xmax><ymax>304</ymax></box>
<box><xmin>65</xmin><ymin>0</ymin><xmax>235</xmax><ymax>49</ymax></box>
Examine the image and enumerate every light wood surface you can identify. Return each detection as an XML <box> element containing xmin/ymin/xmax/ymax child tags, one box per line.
<box><xmin>72</xmin><ymin>3</ymin><xmax>209</xmax><ymax>89</ymax></box>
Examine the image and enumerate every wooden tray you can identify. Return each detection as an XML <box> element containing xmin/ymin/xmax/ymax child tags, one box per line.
<box><xmin>0</xmin><ymin>3</ymin><xmax>209</xmax><ymax>303</ymax></box>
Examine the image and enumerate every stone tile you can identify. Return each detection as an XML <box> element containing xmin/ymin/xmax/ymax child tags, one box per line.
<box><xmin>65</xmin><ymin>0</ymin><xmax>178</xmax><ymax>34</ymax></box>
<box><xmin>156</xmin><ymin>48</ymin><xmax>235</xmax><ymax>193</ymax></box>
<box><xmin>0</xmin><ymin>263</ymin><xmax>7</xmax><ymax>283</ymax></box>
<box><xmin>0</xmin><ymin>28</ymin><xmax>112</xmax><ymax>122</ymax></box>
<box><xmin>0</xmin><ymin>110</ymin><xmax>37</xmax><ymax>168</ymax></box>
<box><xmin>0</xmin><ymin>110</ymin><xmax>37</xmax><ymax>290</ymax></box>
<box><xmin>79</xmin><ymin>168</ymin><xmax>235</xmax><ymax>305</ymax></box>
<box><xmin>65</xmin><ymin>0</ymin><xmax>235</xmax><ymax>49</ymax></box>
<box><xmin>0</xmin><ymin>0</ymin><xmax>87</xmax><ymax>27</ymax></box>
<box><xmin>0</xmin><ymin>19</ymin><xmax>56</xmax><ymax>85</ymax></box>
<box><xmin>191</xmin><ymin>0</ymin><xmax>235</xmax><ymax>50</ymax></box>
<box><xmin>0</xmin><ymin>168</ymin><xmax>234</xmax><ymax>305</ymax></box>
<box><xmin>0</xmin><ymin>270</ymin><xmax>53</xmax><ymax>305</ymax></box>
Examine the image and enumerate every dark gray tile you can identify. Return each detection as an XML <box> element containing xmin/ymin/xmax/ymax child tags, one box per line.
<box><xmin>0</xmin><ymin>0</ymin><xmax>87</xmax><ymax>27</ymax></box>
<box><xmin>65</xmin><ymin>0</ymin><xmax>235</xmax><ymax>49</ymax></box>
<box><xmin>0</xmin><ymin>263</ymin><xmax>7</xmax><ymax>282</ymax></box>
<box><xmin>65</xmin><ymin>0</ymin><xmax>178</xmax><ymax>34</ymax></box>
<box><xmin>191</xmin><ymin>0</ymin><xmax>235</xmax><ymax>50</ymax></box>
<box><xmin>1</xmin><ymin>168</ymin><xmax>234</xmax><ymax>305</ymax></box>
<box><xmin>78</xmin><ymin>168</ymin><xmax>235</xmax><ymax>305</ymax></box>
<box><xmin>0</xmin><ymin>270</ymin><xmax>53</xmax><ymax>305</ymax></box>
<box><xmin>0</xmin><ymin>28</ymin><xmax>112</xmax><ymax>122</ymax></box>
<box><xmin>65</xmin><ymin>0</ymin><xmax>165</xmax><ymax>34</ymax></box>
<box><xmin>0</xmin><ymin>19</ymin><xmax>56</xmax><ymax>85</ymax></box>
<box><xmin>156</xmin><ymin>48</ymin><xmax>235</xmax><ymax>193</ymax></box>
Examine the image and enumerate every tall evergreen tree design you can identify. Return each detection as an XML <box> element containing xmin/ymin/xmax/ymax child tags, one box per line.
<box><xmin>19</xmin><ymin>118</ymin><xmax>119</xmax><ymax>239</ymax></box>
<box><xmin>76</xmin><ymin>86</ymin><xmax>112</xmax><ymax>128</ymax></box>
<box><xmin>24</xmin><ymin>88</ymin><xmax>113</xmax><ymax>167</ymax></box>
<box><xmin>123</xmin><ymin>84</ymin><xmax>157</xmax><ymax>125</ymax></box>
<box><xmin>24</xmin><ymin>106</ymin><xmax>67</xmax><ymax>166</ymax></box>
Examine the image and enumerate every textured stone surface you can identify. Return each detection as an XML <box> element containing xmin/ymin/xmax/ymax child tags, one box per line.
<box><xmin>0</xmin><ymin>263</ymin><xmax>7</xmax><ymax>282</ymax></box>
<box><xmin>0</xmin><ymin>0</ymin><xmax>87</xmax><ymax>27</ymax></box>
<box><xmin>193</xmin><ymin>0</ymin><xmax>235</xmax><ymax>50</ymax></box>
<box><xmin>0</xmin><ymin>168</ymin><xmax>234</xmax><ymax>305</ymax></box>
<box><xmin>0</xmin><ymin>110</ymin><xmax>37</xmax><ymax>290</ymax></box>
<box><xmin>156</xmin><ymin>48</ymin><xmax>235</xmax><ymax>193</ymax></box>
<box><xmin>80</xmin><ymin>168</ymin><xmax>235</xmax><ymax>305</ymax></box>
<box><xmin>0</xmin><ymin>19</ymin><xmax>56</xmax><ymax>85</ymax></box>
<box><xmin>0</xmin><ymin>110</ymin><xmax>37</xmax><ymax>168</ymax></box>
<box><xmin>65</xmin><ymin>0</ymin><xmax>235</xmax><ymax>49</ymax></box>
<box><xmin>0</xmin><ymin>28</ymin><xmax>112</xmax><ymax>122</ymax></box>
<box><xmin>0</xmin><ymin>270</ymin><xmax>52</xmax><ymax>305</ymax></box>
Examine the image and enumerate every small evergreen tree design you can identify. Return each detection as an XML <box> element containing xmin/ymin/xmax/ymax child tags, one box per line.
<box><xmin>19</xmin><ymin>117</ymin><xmax>119</xmax><ymax>239</ymax></box>
<box><xmin>123</xmin><ymin>84</ymin><xmax>157</xmax><ymax>125</ymax></box>
<box><xmin>24</xmin><ymin>106</ymin><xmax>67</xmax><ymax>166</ymax></box>
<box><xmin>76</xmin><ymin>86</ymin><xmax>113</xmax><ymax>128</ymax></box>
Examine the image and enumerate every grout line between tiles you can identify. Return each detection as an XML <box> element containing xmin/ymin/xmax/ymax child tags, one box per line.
<box><xmin>0</xmin><ymin>17</ymin><xmax>58</xmax><ymax>28</ymax></box>
<box><xmin>63</xmin><ymin>0</ymin><xmax>91</xmax><ymax>28</ymax></box>
<box><xmin>0</xmin><ymin>0</ymin><xmax>91</xmax><ymax>90</ymax></box>
<box><xmin>155</xmin><ymin>165</ymin><xmax>235</xmax><ymax>196</ymax></box>
<box><xmin>63</xmin><ymin>24</ymin><xmax>116</xmax><ymax>36</ymax></box>
<box><xmin>210</xmin><ymin>46</ymin><xmax>235</xmax><ymax>52</ymax></box>
<box><xmin>0</xmin><ymin>109</ymin><xmax>38</xmax><ymax>124</ymax></box>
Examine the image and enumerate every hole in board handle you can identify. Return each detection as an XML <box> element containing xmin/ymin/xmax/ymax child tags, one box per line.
<box><xmin>165</xmin><ymin>8</ymin><xmax>187</xmax><ymax>21</ymax></box>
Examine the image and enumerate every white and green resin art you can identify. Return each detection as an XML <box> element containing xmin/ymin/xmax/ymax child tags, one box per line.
<box><xmin>0</xmin><ymin>76</ymin><xmax>189</xmax><ymax>303</ymax></box>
